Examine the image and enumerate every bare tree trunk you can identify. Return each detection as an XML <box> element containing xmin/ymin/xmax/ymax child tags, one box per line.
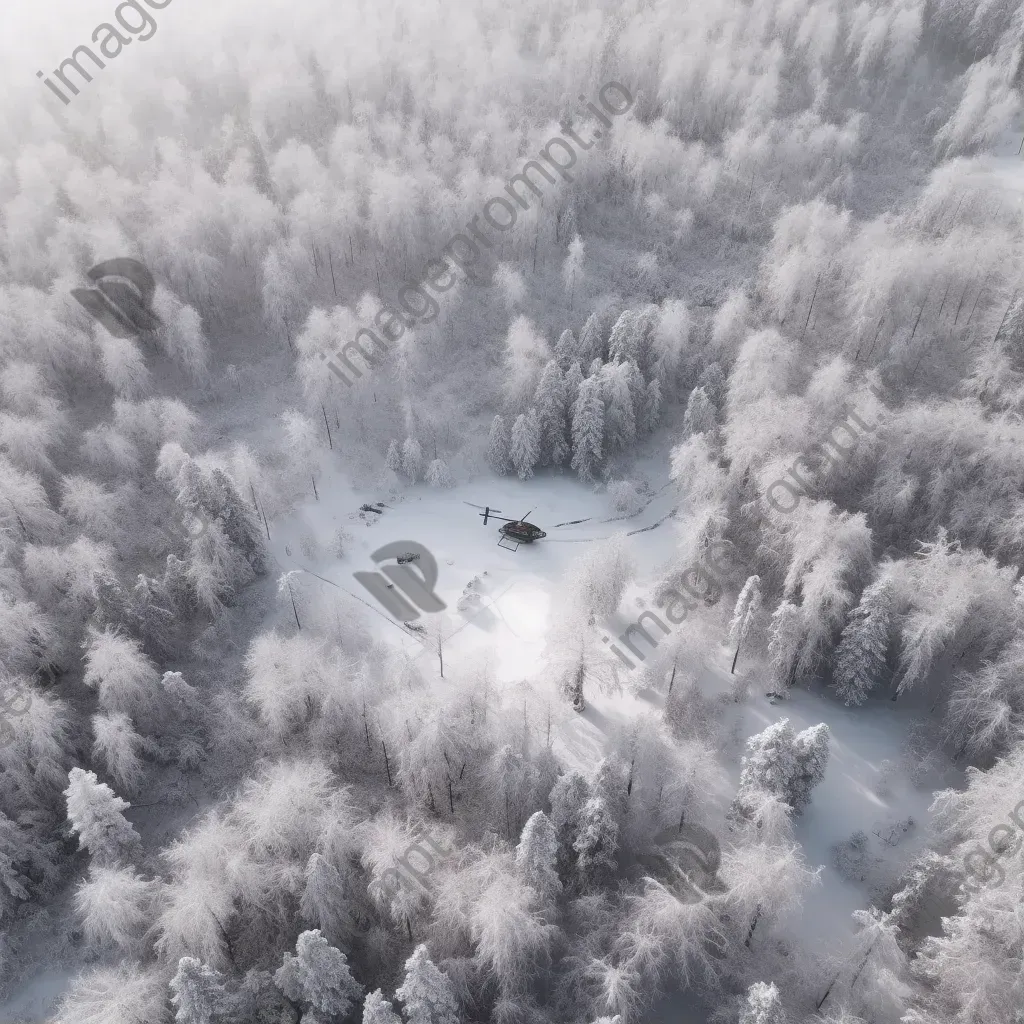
<box><xmin>321</xmin><ymin>403</ymin><xmax>334</xmax><ymax>449</ymax></box>
<box><xmin>744</xmin><ymin>903</ymin><xmax>762</xmax><ymax>947</ymax></box>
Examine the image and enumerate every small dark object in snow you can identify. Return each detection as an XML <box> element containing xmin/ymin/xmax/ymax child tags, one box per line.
<box><xmin>360</xmin><ymin>504</ymin><xmax>384</xmax><ymax>514</ymax></box>
<box><xmin>765</xmin><ymin>690</ymin><xmax>786</xmax><ymax>704</ymax></box>
<box><xmin>396</xmin><ymin>552</ymin><xmax>420</xmax><ymax>564</ymax></box>
<box><xmin>405</xmin><ymin>622</ymin><xmax>427</xmax><ymax>634</ymax></box>
<box><xmin>572</xmin><ymin>696</ymin><xmax>586</xmax><ymax>713</ymax></box>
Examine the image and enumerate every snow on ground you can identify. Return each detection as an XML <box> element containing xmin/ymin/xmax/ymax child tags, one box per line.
<box><xmin>270</xmin><ymin>456</ymin><xmax>960</xmax><ymax>979</ymax></box>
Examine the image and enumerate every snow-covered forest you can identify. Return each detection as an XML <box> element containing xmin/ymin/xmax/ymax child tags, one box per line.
<box><xmin>1</xmin><ymin>0</ymin><xmax>1024</xmax><ymax>1020</ymax></box>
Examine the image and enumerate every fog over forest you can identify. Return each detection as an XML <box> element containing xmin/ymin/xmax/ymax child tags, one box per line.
<box><xmin>1</xmin><ymin>0</ymin><xmax>1024</xmax><ymax>1022</ymax></box>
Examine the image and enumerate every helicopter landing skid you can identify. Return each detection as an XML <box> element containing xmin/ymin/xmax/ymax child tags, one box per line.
<box><xmin>497</xmin><ymin>535</ymin><xmax>522</xmax><ymax>552</ymax></box>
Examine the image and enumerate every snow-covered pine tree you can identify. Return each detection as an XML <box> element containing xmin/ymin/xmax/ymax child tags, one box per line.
<box><xmin>534</xmin><ymin>360</ymin><xmax>569</xmax><ymax>466</ymax></box>
<box><xmin>608</xmin><ymin>310</ymin><xmax>639</xmax><ymax>364</ymax></box>
<box><xmin>578</xmin><ymin>312</ymin><xmax>604</xmax><ymax>365</ymax></box>
<box><xmin>563</xmin><ymin>235</ymin><xmax>585</xmax><ymax>311</ymax></box>
<box><xmin>733</xmin><ymin>720</ymin><xmax>797</xmax><ymax>821</ymax></box>
<box><xmin>640</xmin><ymin>377</ymin><xmax>662</xmax><ymax>435</ymax></box>
<box><xmin>64</xmin><ymin>767</ymin><xmax>141</xmax><ymax>866</ymax></box>
<box><xmin>394</xmin><ymin>944</ymin><xmax>460</xmax><ymax>1024</ymax></box>
<box><xmin>515</xmin><ymin>810</ymin><xmax>561</xmax><ymax>900</ymax></box>
<box><xmin>486</xmin><ymin>415</ymin><xmax>513</xmax><ymax>476</ymax></box>
<box><xmin>729</xmin><ymin>576</ymin><xmax>763</xmax><ymax>674</ymax></box>
<box><xmin>601</xmin><ymin>362</ymin><xmax>637</xmax><ymax>452</ymax></box>
<box><xmin>696</xmin><ymin>362</ymin><xmax>726</xmax><ymax>409</ymax></box>
<box><xmin>591</xmin><ymin>755</ymin><xmax>629</xmax><ymax>826</ymax></box>
<box><xmin>385</xmin><ymin>440</ymin><xmax>402</xmax><ymax>474</ymax></box>
<box><xmin>564</xmin><ymin>360</ymin><xmax>584</xmax><ymax>412</ymax></box>
<box><xmin>510</xmin><ymin>410</ymin><xmax>541</xmax><ymax>480</ymax></box>
<box><xmin>789</xmin><ymin>724</ymin><xmax>830</xmax><ymax>814</ymax></box>
<box><xmin>402</xmin><ymin>438</ymin><xmax>424</xmax><ymax>483</ymax></box>
<box><xmin>767</xmin><ymin>601</ymin><xmax>805</xmax><ymax>688</ymax></box>
<box><xmin>739</xmin><ymin>981</ymin><xmax>786</xmax><ymax>1024</ymax></box>
<box><xmin>555</xmin><ymin>329</ymin><xmax>577</xmax><ymax>368</ymax></box>
<box><xmin>571</xmin><ymin>377</ymin><xmax>604</xmax><ymax>482</ymax></box>
<box><xmin>274</xmin><ymin>929</ymin><xmax>363</xmax><ymax>1019</ymax></box>
<box><xmin>170</xmin><ymin>957</ymin><xmax>231</xmax><ymax>1024</ymax></box>
<box><xmin>426</xmin><ymin>459</ymin><xmax>453</xmax><ymax>488</ymax></box>
<box><xmin>363</xmin><ymin>989</ymin><xmax>403</xmax><ymax>1024</ymax></box>
<box><xmin>682</xmin><ymin>386</ymin><xmax>717</xmax><ymax>438</ymax></box>
<box><xmin>550</xmin><ymin>770</ymin><xmax>590</xmax><ymax>875</ymax></box>
<box><xmin>833</xmin><ymin>577</ymin><xmax>894</xmax><ymax>705</ymax></box>
<box><xmin>573</xmin><ymin>796</ymin><xmax>618</xmax><ymax>887</ymax></box>
<box><xmin>300</xmin><ymin>853</ymin><xmax>353</xmax><ymax>945</ymax></box>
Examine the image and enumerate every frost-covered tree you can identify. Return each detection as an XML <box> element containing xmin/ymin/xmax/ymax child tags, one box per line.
<box><xmin>515</xmin><ymin>811</ymin><xmax>561</xmax><ymax>900</ymax></box>
<box><xmin>402</xmin><ymin>437</ymin><xmax>424</xmax><ymax>483</ymax></box>
<box><xmin>640</xmin><ymin>377</ymin><xmax>662</xmax><ymax>435</ymax></box>
<box><xmin>729</xmin><ymin>576</ymin><xmax>762</xmax><ymax>673</ymax></box>
<box><xmin>64</xmin><ymin>768</ymin><xmax>141</xmax><ymax>866</ymax></box>
<box><xmin>767</xmin><ymin>602</ymin><xmax>804</xmax><ymax>688</ymax></box>
<box><xmin>170</xmin><ymin>957</ymin><xmax>231</xmax><ymax>1024</ymax></box>
<box><xmin>534</xmin><ymin>360</ymin><xmax>569</xmax><ymax>466</ymax></box>
<box><xmin>75</xmin><ymin>865</ymin><xmax>154</xmax><ymax>953</ymax></box>
<box><xmin>300</xmin><ymin>852</ymin><xmax>353</xmax><ymax>945</ymax></box>
<box><xmin>510</xmin><ymin>409</ymin><xmax>541</xmax><ymax>480</ymax></box>
<box><xmin>833</xmin><ymin>577</ymin><xmax>894</xmax><ymax>705</ymax></box>
<box><xmin>83</xmin><ymin>627</ymin><xmax>160</xmax><ymax>716</ymax></box>
<box><xmin>274</xmin><ymin>929</ymin><xmax>363</xmax><ymax>1019</ymax></box>
<box><xmin>486</xmin><ymin>415</ymin><xmax>513</xmax><ymax>476</ymax></box>
<box><xmin>573</xmin><ymin>797</ymin><xmax>618</xmax><ymax>887</ymax></box>
<box><xmin>562</xmin><ymin>535</ymin><xmax>634</xmax><ymax>620</ymax></box>
<box><xmin>51</xmin><ymin>964</ymin><xmax>168</xmax><ymax>1024</ymax></box>
<box><xmin>363</xmin><ymin>989</ymin><xmax>403</xmax><ymax>1024</ymax></box>
<box><xmin>739</xmin><ymin>981</ymin><xmax>786</xmax><ymax>1024</ymax></box>
<box><xmin>790</xmin><ymin>724</ymin><xmax>830</xmax><ymax>814</ymax></box>
<box><xmin>550</xmin><ymin>770</ymin><xmax>590</xmax><ymax>875</ymax></box>
<box><xmin>91</xmin><ymin>712</ymin><xmax>144</xmax><ymax>794</ymax></box>
<box><xmin>600</xmin><ymin>361</ymin><xmax>637</xmax><ymax>453</ymax></box>
<box><xmin>426</xmin><ymin>458</ymin><xmax>453</xmax><ymax>488</ymax></box>
<box><xmin>563</xmin><ymin>235</ymin><xmax>586</xmax><ymax>310</ymax></box>
<box><xmin>734</xmin><ymin>720</ymin><xmax>797</xmax><ymax>821</ymax></box>
<box><xmin>385</xmin><ymin>440</ymin><xmax>402</xmax><ymax>475</ymax></box>
<box><xmin>555</xmin><ymin>329</ymin><xmax>577</xmax><ymax>368</ymax></box>
<box><xmin>682</xmin><ymin>386</ymin><xmax>717</xmax><ymax>438</ymax></box>
<box><xmin>395</xmin><ymin>944</ymin><xmax>460</xmax><ymax>1024</ymax></box>
<box><xmin>571</xmin><ymin>377</ymin><xmax>604</xmax><ymax>482</ymax></box>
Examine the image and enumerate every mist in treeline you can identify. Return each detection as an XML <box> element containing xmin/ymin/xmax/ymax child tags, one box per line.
<box><xmin>1</xmin><ymin>0</ymin><xmax>1024</xmax><ymax>1021</ymax></box>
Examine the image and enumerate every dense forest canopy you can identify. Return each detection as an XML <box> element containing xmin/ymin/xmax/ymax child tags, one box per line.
<box><xmin>1</xmin><ymin>0</ymin><xmax>1024</xmax><ymax>1021</ymax></box>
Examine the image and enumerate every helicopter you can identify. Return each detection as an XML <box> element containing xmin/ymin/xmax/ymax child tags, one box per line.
<box><xmin>478</xmin><ymin>507</ymin><xmax>547</xmax><ymax>551</ymax></box>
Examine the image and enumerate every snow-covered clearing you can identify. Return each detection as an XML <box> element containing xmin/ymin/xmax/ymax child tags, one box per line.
<box><xmin>271</xmin><ymin>457</ymin><xmax>957</xmax><ymax>979</ymax></box>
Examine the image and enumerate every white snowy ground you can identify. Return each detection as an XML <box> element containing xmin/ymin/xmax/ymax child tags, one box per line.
<box><xmin>269</xmin><ymin>455</ymin><xmax>959</xmax><ymax>1000</ymax></box>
